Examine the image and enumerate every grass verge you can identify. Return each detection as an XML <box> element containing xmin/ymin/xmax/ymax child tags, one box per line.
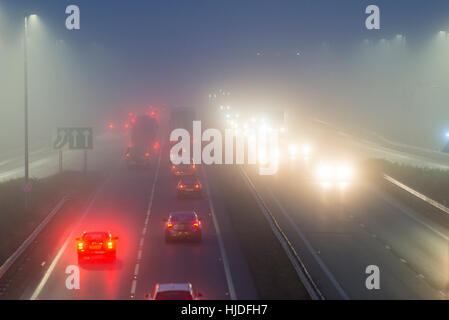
<box><xmin>0</xmin><ymin>171</ymin><xmax>104</xmax><ymax>265</ymax></box>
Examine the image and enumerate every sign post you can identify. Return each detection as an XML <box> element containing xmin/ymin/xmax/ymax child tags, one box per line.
<box><xmin>52</xmin><ymin>127</ymin><xmax>93</xmax><ymax>174</ymax></box>
<box><xmin>59</xmin><ymin>149</ymin><xmax>63</xmax><ymax>173</ymax></box>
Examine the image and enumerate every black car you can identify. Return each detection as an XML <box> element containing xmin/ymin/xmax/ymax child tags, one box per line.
<box><xmin>177</xmin><ymin>176</ymin><xmax>203</xmax><ymax>198</ymax></box>
<box><xmin>164</xmin><ymin>211</ymin><xmax>202</xmax><ymax>242</ymax></box>
<box><xmin>125</xmin><ymin>146</ymin><xmax>151</xmax><ymax>168</ymax></box>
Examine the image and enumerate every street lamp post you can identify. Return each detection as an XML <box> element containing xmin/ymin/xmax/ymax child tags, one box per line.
<box><xmin>24</xmin><ymin>14</ymin><xmax>35</xmax><ymax>209</ymax></box>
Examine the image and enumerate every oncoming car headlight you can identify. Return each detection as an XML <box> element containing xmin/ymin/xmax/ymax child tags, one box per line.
<box><xmin>317</xmin><ymin>164</ymin><xmax>333</xmax><ymax>180</ymax></box>
<box><xmin>316</xmin><ymin>162</ymin><xmax>354</xmax><ymax>188</ymax></box>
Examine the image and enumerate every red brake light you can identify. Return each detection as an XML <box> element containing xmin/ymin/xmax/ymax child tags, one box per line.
<box><xmin>107</xmin><ymin>241</ymin><xmax>113</xmax><ymax>249</ymax></box>
<box><xmin>193</xmin><ymin>222</ymin><xmax>199</xmax><ymax>228</ymax></box>
<box><xmin>78</xmin><ymin>241</ymin><xmax>83</xmax><ymax>249</ymax></box>
<box><xmin>167</xmin><ymin>222</ymin><xmax>173</xmax><ymax>229</ymax></box>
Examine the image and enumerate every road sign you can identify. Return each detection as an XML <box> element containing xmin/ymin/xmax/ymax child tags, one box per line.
<box><xmin>53</xmin><ymin>127</ymin><xmax>93</xmax><ymax>150</ymax></box>
<box><xmin>22</xmin><ymin>182</ymin><xmax>32</xmax><ymax>193</ymax></box>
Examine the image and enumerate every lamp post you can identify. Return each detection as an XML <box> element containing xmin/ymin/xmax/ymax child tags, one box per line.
<box><xmin>24</xmin><ymin>14</ymin><xmax>36</xmax><ymax>209</ymax></box>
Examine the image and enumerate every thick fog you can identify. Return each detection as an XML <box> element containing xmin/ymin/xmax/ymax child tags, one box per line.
<box><xmin>1</xmin><ymin>2</ymin><xmax>449</xmax><ymax>153</ymax></box>
<box><xmin>209</xmin><ymin>33</ymin><xmax>449</xmax><ymax>150</ymax></box>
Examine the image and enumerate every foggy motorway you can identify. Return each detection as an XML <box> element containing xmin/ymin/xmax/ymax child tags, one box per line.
<box><xmin>2</xmin><ymin>1</ymin><xmax>449</xmax><ymax>310</ymax></box>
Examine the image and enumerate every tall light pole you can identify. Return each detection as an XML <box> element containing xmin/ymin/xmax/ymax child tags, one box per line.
<box><xmin>24</xmin><ymin>14</ymin><xmax>36</xmax><ymax>209</ymax></box>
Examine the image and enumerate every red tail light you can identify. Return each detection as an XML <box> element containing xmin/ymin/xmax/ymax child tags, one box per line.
<box><xmin>153</xmin><ymin>141</ymin><xmax>160</xmax><ymax>150</ymax></box>
<box><xmin>167</xmin><ymin>222</ymin><xmax>173</xmax><ymax>229</ymax></box>
<box><xmin>107</xmin><ymin>241</ymin><xmax>113</xmax><ymax>249</ymax></box>
<box><xmin>193</xmin><ymin>222</ymin><xmax>199</xmax><ymax>228</ymax></box>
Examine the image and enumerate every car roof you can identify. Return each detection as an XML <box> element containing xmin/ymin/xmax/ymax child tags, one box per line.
<box><xmin>156</xmin><ymin>283</ymin><xmax>192</xmax><ymax>293</ymax></box>
<box><xmin>179</xmin><ymin>176</ymin><xmax>198</xmax><ymax>181</ymax></box>
<box><xmin>83</xmin><ymin>231</ymin><xmax>110</xmax><ymax>236</ymax></box>
<box><xmin>170</xmin><ymin>211</ymin><xmax>197</xmax><ymax>217</ymax></box>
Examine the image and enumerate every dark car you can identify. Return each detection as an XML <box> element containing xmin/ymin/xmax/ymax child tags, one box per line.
<box><xmin>125</xmin><ymin>146</ymin><xmax>151</xmax><ymax>168</ymax></box>
<box><xmin>171</xmin><ymin>163</ymin><xmax>196</xmax><ymax>177</ymax></box>
<box><xmin>76</xmin><ymin>231</ymin><xmax>118</xmax><ymax>261</ymax></box>
<box><xmin>177</xmin><ymin>176</ymin><xmax>202</xmax><ymax>198</ymax></box>
<box><xmin>164</xmin><ymin>211</ymin><xmax>202</xmax><ymax>242</ymax></box>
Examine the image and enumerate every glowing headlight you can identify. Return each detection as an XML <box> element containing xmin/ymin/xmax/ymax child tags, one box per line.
<box><xmin>288</xmin><ymin>144</ymin><xmax>298</xmax><ymax>157</ymax></box>
<box><xmin>337</xmin><ymin>165</ymin><xmax>352</xmax><ymax>180</ymax></box>
<box><xmin>317</xmin><ymin>164</ymin><xmax>333</xmax><ymax>180</ymax></box>
<box><xmin>301</xmin><ymin>144</ymin><xmax>311</xmax><ymax>157</ymax></box>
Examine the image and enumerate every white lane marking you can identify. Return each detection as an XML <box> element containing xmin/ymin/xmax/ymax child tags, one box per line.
<box><xmin>373</xmin><ymin>183</ymin><xmax>449</xmax><ymax>242</ymax></box>
<box><xmin>130</xmin><ymin>280</ymin><xmax>137</xmax><ymax>296</ymax></box>
<box><xmin>203</xmin><ymin>168</ymin><xmax>237</xmax><ymax>300</ymax></box>
<box><xmin>267</xmin><ymin>188</ymin><xmax>350</xmax><ymax>300</ymax></box>
<box><xmin>129</xmin><ymin>152</ymin><xmax>162</xmax><ymax>298</ymax></box>
<box><xmin>29</xmin><ymin>173</ymin><xmax>113</xmax><ymax>300</ymax></box>
<box><xmin>0</xmin><ymin>197</ymin><xmax>69</xmax><ymax>280</ymax></box>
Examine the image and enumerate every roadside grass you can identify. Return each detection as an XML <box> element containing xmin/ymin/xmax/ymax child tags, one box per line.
<box><xmin>363</xmin><ymin>159</ymin><xmax>449</xmax><ymax>205</ymax></box>
<box><xmin>0</xmin><ymin>171</ymin><xmax>104</xmax><ymax>265</ymax></box>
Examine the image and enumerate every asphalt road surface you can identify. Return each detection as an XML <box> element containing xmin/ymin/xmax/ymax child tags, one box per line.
<box><xmin>1</xmin><ymin>117</ymin><xmax>449</xmax><ymax>300</ymax></box>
